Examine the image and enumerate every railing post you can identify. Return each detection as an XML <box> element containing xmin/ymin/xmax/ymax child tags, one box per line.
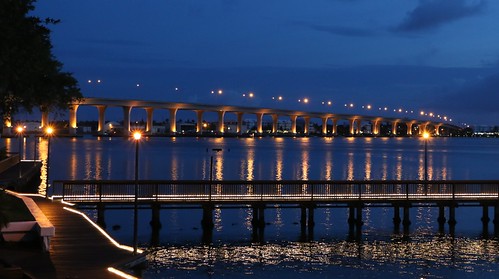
<box><xmin>62</xmin><ymin>183</ymin><xmax>65</xmax><ymax>200</ymax></box>
<box><xmin>99</xmin><ymin>183</ymin><xmax>102</xmax><ymax>203</ymax></box>
<box><xmin>358</xmin><ymin>183</ymin><xmax>361</xmax><ymax>200</ymax></box>
<box><xmin>209</xmin><ymin>182</ymin><xmax>212</xmax><ymax>202</ymax></box>
<box><xmin>406</xmin><ymin>183</ymin><xmax>409</xmax><ymax>200</ymax></box>
<box><xmin>261</xmin><ymin>183</ymin><xmax>264</xmax><ymax>201</ymax></box>
<box><xmin>155</xmin><ymin>183</ymin><xmax>159</xmax><ymax>202</ymax></box>
<box><xmin>452</xmin><ymin>183</ymin><xmax>456</xmax><ymax>200</ymax></box>
<box><xmin>311</xmin><ymin>183</ymin><xmax>314</xmax><ymax>201</ymax></box>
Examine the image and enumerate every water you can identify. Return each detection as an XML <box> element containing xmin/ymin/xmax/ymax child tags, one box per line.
<box><xmin>3</xmin><ymin>136</ymin><xmax>499</xmax><ymax>278</ymax></box>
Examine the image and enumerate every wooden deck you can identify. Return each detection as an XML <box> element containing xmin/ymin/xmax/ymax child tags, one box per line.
<box><xmin>1</xmin><ymin>196</ymin><xmax>141</xmax><ymax>279</ymax></box>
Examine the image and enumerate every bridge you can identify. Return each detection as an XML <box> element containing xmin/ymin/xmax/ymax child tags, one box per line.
<box><xmin>3</xmin><ymin>97</ymin><xmax>460</xmax><ymax>136</ymax></box>
<box><xmin>51</xmin><ymin>179</ymin><xmax>499</xmax><ymax>240</ymax></box>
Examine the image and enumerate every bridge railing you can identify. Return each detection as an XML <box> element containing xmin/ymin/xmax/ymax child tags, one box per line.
<box><xmin>51</xmin><ymin>180</ymin><xmax>499</xmax><ymax>203</ymax></box>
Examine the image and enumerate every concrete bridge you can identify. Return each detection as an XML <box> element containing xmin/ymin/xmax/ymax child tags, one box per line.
<box><xmin>3</xmin><ymin>97</ymin><xmax>460</xmax><ymax>136</ymax></box>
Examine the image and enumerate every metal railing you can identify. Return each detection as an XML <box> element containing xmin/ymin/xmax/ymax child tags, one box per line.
<box><xmin>51</xmin><ymin>180</ymin><xmax>499</xmax><ymax>204</ymax></box>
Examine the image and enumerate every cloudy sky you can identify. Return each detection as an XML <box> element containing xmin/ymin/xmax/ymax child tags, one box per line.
<box><xmin>34</xmin><ymin>0</ymin><xmax>499</xmax><ymax>125</ymax></box>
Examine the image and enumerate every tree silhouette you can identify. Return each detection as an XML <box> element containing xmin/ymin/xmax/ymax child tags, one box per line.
<box><xmin>0</xmin><ymin>0</ymin><xmax>82</xmax><ymax>123</ymax></box>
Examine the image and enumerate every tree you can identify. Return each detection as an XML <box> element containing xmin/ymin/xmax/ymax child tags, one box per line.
<box><xmin>0</xmin><ymin>0</ymin><xmax>82</xmax><ymax>123</ymax></box>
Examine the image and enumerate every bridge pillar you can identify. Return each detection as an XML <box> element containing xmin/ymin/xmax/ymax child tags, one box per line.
<box><xmin>349</xmin><ymin>119</ymin><xmax>356</xmax><ymax>135</ymax></box>
<box><xmin>402</xmin><ymin>205</ymin><xmax>411</xmax><ymax>233</ymax></box>
<box><xmin>290</xmin><ymin>115</ymin><xmax>297</xmax><ymax>134</ymax></box>
<box><xmin>435</xmin><ymin>124</ymin><xmax>443</xmax><ymax>136</ymax></box>
<box><xmin>303</xmin><ymin>117</ymin><xmax>310</xmax><ymax>135</ymax></box>
<box><xmin>332</xmin><ymin>119</ymin><xmax>338</xmax><ymax>136</ymax></box>
<box><xmin>356</xmin><ymin>205</ymin><xmax>363</xmax><ymax>229</ymax></box>
<box><xmin>372</xmin><ymin>120</ymin><xmax>381</xmax><ymax>136</ymax></box>
<box><xmin>96</xmin><ymin>105</ymin><xmax>107</xmax><ymax>135</ymax></box>
<box><xmin>271</xmin><ymin>114</ymin><xmax>278</xmax><ymax>135</ymax></box>
<box><xmin>122</xmin><ymin>106</ymin><xmax>131</xmax><ymax>136</ymax></box>
<box><xmin>437</xmin><ymin>205</ymin><xmax>446</xmax><ymax>234</ymax></box>
<box><xmin>256</xmin><ymin>112</ymin><xmax>264</xmax><ymax>134</ymax></box>
<box><xmin>201</xmin><ymin>204</ymin><xmax>214</xmax><ymax>230</ymax></box>
<box><xmin>494</xmin><ymin>204</ymin><xmax>499</xmax><ymax>235</ymax></box>
<box><xmin>2</xmin><ymin>114</ymin><xmax>12</xmax><ymax>136</ymax></box>
<box><xmin>448</xmin><ymin>204</ymin><xmax>457</xmax><ymax>235</ymax></box>
<box><xmin>150</xmin><ymin>203</ymin><xmax>162</xmax><ymax>246</ymax></box>
<box><xmin>393</xmin><ymin>205</ymin><xmax>401</xmax><ymax>227</ymax></box>
<box><xmin>168</xmin><ymin>108</ymin><xmax>177</xmax><ymax>135</ymax></box>
<box><xmin>321</xmin><ymin>117</ymin><xmax>328</xmax><ymax>135</ymax></box>
<box><xmin>251</xmin><ymin>205</ymin><xmax>265</xmax><ymax>243</ymax></box>
<box><xmin>69</xmin><ymin>104</ymin><xmax>79</xmax><ymax>136</ymax></box>
<box><xmin>406</xmin><ymin>122</ymin><xmax>413</xmax><ymax>136</ymax></box>
<box><xmin>217</xmin><ymin>111</ymin><xmax>225</xmax><ymax>134</ymax></box>
<box><xmin>41</xmin><ymin>110</ymin><xmax>49</xmax><ymax>130</ymax></box>
<box><xmin>481</xmin><ymin>204</ymin><xmax>490</xmax><ymax>234</ymax></box>
<box><xmin>250</xmin><ymin>204</ymin><xmax>266</xmax><ymax>228</ymax></box>
<box><xmin>308</xmin><ymin>206</ymin><xmax>315</xmax><ymax>227</ymax></box>
<box><xmin>300</xmin><ymin>206</ymin><xmax>307</xmax><ymax>229</ymax></box>
<box><xmin>391</xmin><ymin>121</ymin><xmax>398</xmax><ymax>136</ymax></box>
<box><xmin>145</xmin><ymin>107</ymin><xmax>154</xmax><ymax>134</ymax></box>
<box><xmin>236</xmin><ymin>112</ymin><xmax>244</xmax><ymax>135</ymax></box>
<box><xmin>356</xmin><ymin>119</ymin><xmax>362</xmax><ymax>135</ymax></box>
<box><xmin>419</xmin><ymin>123</ymin><xmax>427</xmax><ymax>135</ymax></box>
<box><xmin>150</xmin><ymin>203</ymin><xmax>162</xmax><ymax>230</ymax></box>
<box><xmin>196</xmin><ymin>110</ymin><xmax>204</xmax><ymax>134</ymax></box>
<box><xmin>347</xmin><ymin>205</ymin><xmax>363</xmax><ymax>238</ymax></box>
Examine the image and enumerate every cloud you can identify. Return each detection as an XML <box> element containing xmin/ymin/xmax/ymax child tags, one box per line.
<box><xmin>395</xmin><ymin>0</ymin><xmax>486</xmax><ymax>32</ymax></box>
<box><xmin>293</xmin><ymin>21</ymin><xmax>377</xmax><ymax>37</ymax></box>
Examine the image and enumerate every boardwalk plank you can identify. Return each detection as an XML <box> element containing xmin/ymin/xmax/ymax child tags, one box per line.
<box><xmin>1</xmin><ymin>196</ymin><xmax>139</xmax><ymax>279</ymax></box>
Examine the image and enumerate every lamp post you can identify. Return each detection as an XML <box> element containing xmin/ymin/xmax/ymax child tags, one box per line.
<box><xmin>16</xmin><ymin>126</ymin><xmax>24</xmax><ymax>179</ymax></box>
<box><xmin>423</xmin><ymin>132</ymin><xmax>429</xmax><ymax>182</ymax></box>
<box><xmin>132</xmin><ymin>131</ymin><xmax>142</xmax><ymax>255</ymax></box>
<box><xmin>209</xmin><ymin>148</ymin><xmax>222</xmax><ymax>201</ymax></box>
<box><xmin>45</xmin><ymin>127</ymin><xmax>54</xmax><ymax>198</ymax></box>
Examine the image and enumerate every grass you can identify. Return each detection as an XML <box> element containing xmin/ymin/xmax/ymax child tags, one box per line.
<box><xmin>0</xmin><ymin>191</ymin><xmax>35</xmax><ymax>226</ymax></box>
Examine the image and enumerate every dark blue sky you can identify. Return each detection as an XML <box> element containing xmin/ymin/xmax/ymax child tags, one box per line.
<box><xmin>34</xmin><ymin>0</ymin><xmax>499</xmax><ymax>125</ymax></box>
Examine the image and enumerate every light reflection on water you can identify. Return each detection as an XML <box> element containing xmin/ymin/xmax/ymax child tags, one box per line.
<box><xmin>3</xmin><ymin>136</ymin><xmax>499</xmax><ymax>278</ymax></box>
<box><xmin>145</xmin><ymin>237</ymin><xmax>499</xmax><ymax>279</ymax></box>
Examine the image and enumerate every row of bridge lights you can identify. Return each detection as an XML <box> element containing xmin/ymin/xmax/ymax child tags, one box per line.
<box><xmin>86</xmin><ymin>79</ymin><xmax>453</xmax><ymax>122</ymax></box>
<box><xmin>210</xmin><ymin>90</ymin><xmax>452</xmax><ymax>121</ymax></box>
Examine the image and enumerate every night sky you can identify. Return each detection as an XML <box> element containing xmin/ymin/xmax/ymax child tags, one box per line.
<box><xmin>34</xmin><ymin>0</ymin><xmax>499</xmax><ymax>126</ymax></box>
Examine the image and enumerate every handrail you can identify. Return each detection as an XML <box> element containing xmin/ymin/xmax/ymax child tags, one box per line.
<box><xmin>52</xmin><ymin>180</ymin><xmax>499</xmax><ymax>204</ymax></box>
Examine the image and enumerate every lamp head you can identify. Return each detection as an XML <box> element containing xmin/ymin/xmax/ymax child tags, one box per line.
<box><xmin>16</xmin><ymin>126</ymin><xmax>24</xmax><ymax>134</ymax></box>
<box><xmin>133</xmin><ymin>131</ymin><xmax>142</xmax><ymax>140</ymax></box>
<box><xmin>423</xmin><ymin>132</ymin><xmax>430</xmax><ymax>139</ymax></box>
<box><xmin>46</xmin><ymin>127</ymin><xmax>54</xmax><ymax>136</ymax></box>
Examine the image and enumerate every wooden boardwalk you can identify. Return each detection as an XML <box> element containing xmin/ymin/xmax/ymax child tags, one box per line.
<box><xmin>1</xmin><ymin>196</ymin><xmax>140</xmax><ymax>279</ymax></box>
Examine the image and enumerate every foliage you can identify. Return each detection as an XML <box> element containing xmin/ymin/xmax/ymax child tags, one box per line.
<box><xmin>0</xmin><ymin>0</ymin><xmax>82</xmax><ymax>120</ymax></box>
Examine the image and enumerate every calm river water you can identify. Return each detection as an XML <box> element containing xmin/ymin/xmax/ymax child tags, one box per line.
<box><xmin>3</xmin><ymin>136</ymin><xmax>499</xmax><ymax>278</ymax></box>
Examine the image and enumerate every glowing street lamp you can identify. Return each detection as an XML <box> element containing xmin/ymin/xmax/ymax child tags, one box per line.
<box><xmin>45</xmin><ymin>127</ymin><xmax>54</xmax><ymax>198</ymax></box>
<box><xmin>132</xmin><ymin>131</ymin><xmax>141</xmax><ymax>255</ymax></box>
<box><xmin>16</xmin><ymin>126</ymin><xmax>24</xmax><ymax>179</ymax></box>
<box><xmin>422</xmin><ymin>132</ymin><xmax>430</xmax><ymax>183</ymax></box>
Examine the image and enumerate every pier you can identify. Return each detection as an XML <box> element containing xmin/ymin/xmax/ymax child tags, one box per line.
<box><xmin>0</xmin><ymin>195</ymin><xmax>141</xmax><ymax>278</ymax></box>
<box><xmin>52</xmin><ymin>180</ymin><xmax>499</xmax><ymax>242</ymax></box>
